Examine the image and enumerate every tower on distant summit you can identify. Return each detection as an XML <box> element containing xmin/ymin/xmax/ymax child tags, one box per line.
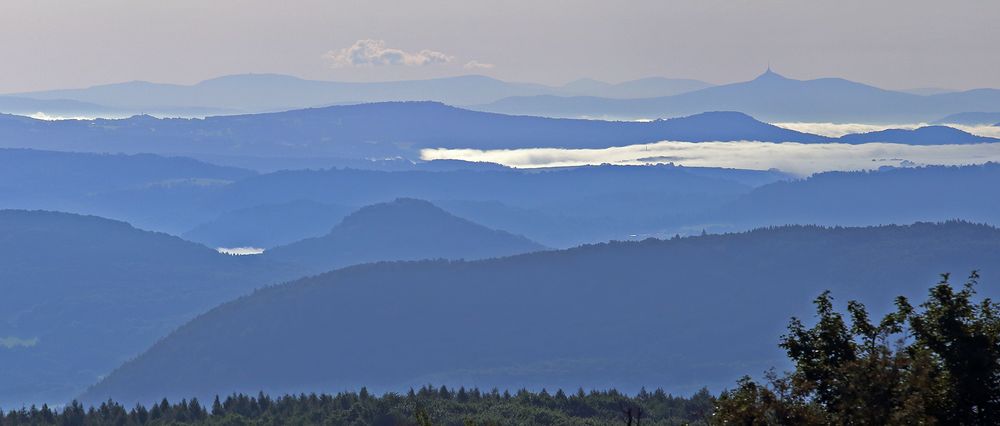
<box><xmin>755</xmin><ymin>62</ymin><xmax>785</xmax><ymax>81</ymax></box>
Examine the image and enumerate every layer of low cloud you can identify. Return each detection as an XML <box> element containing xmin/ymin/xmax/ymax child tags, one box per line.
<box><xmin>325</xmin><ymin>39</ymin><xmax>454</xmax><ymax>67</ymax></box>
<box><xmin>773</xmin><ymin>122</ymin><xmax>1000</xmax><ymax>139</ymax></box>
<box><xmin>464</xmin><ymin>60</ymin><xmax>496</xmax><ymax>70</ymax></box>
<box><xmin>421</xmin><ymin>141</ymin><xmax>1000</xmax><ymax>176</ymax></box>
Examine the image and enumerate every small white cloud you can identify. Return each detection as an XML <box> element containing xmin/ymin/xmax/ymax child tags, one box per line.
<box><xmin>464</xmin><ymin>60</ymin><xmax>496</xmax><ymax>70</ymax></box>
<box><xmin>325</xmin><ymin>39</ymin><xmax>454</xmax><ymax>67</ymax></box>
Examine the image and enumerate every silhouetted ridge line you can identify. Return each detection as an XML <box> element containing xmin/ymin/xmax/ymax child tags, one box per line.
<box><xmin>82</xmin><ymin>221</ymin><xmax>1000</xmax><ymax>405</ymax></box>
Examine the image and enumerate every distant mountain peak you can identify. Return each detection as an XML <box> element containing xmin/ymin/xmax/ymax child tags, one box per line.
<box><xmin>753</xmin><ymin>66</ymin><xmax>790</xmax><ymax>82</ymax></box>
<box><xmin>264</xmin><ymin>198</ymin><xmax>544</xmax><ymax>273</ymax></box>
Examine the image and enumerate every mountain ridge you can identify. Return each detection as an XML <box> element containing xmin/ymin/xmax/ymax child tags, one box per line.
<box><xmin>80</xmin><ymin>221</ymin><xmax>1000</xmax><ymax>405</ymax></box>
<box><xmin>0</xmin><ymin>103</ymin><xmax>832</xmax><ymax>161</ymax></box>
<box><xmin>264</xmin><ymin>198</ymin><xmax>546</xmax><ymax>273</ymax></box>
<box><xmin>476</xmin><ymin>70</ymin><xmax>1000</xmax><ymax>122</ymax></box>
<box><xmin>0</xmin><ymin>209</ymin><xmax>299</xmax><ymax>406</ymax></box>
<box><xmin>6</xmin><ymin>73</ymin><xmax>712</xmax><ymax>115</ymax></box>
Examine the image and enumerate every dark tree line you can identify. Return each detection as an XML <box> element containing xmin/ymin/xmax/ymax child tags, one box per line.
<box><xmin>0</xmin><ymin>386</ymin><xmax>713</xmax><ymax>426</ymax></box>
<box><xmin>715</xmin><ymin>271</ymin><xmax>1000</xmax><ymax>425</ymax></box>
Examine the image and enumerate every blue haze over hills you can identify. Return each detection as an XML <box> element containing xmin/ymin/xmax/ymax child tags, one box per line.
<box><xmin>1</xmin><ymin>74</ymin><xmax>711</xmax><ymax>118</ymax></box>
<box><xmin>0</xmin><ymin>104</ymin><xmax>832</xmax><ymax>165</ymax></box>
<box><xmin>4</xmin><ymin>71</ymin><xmax>1000</xmax><ymax>123</ymax></box>
<box><xmin>0</xmin><ymin>201</ymin><xmax>545</xmax><ymax>406</ymax></box>
<box><xmin>3</xmin><ymin>69</ymin><xmax>1000</xmax><ymax>411</ymax></box>
<box><xmin>80</xmin><ymin>221</ymin><xmax>1000</xmax><ymax>406</ymax></box>
<box><xmin>477</xmin><ymin>70</ymin><xmax>1000</xmax><ymax>122</ymax></box>
<box><xmin>1</xmin><ymin>102</ymin><xmax>995</xmax><ymax>176</ymax></box>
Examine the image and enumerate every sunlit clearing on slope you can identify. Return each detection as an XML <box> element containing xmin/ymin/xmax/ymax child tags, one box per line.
<box><xmin>421</xmin><ymin>141</ymin><xmax>1000</xmax><ymax>176</ymax></box>
<box><xmin>772</xmin><ymin>122</ymin><xmax>1000</xmax><ymax>138</ymax></box>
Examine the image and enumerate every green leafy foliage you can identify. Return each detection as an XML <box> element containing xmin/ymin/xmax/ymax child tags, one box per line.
<box><xmin>715</xmin><ymin>272</ymin><xmax>1000</xmax><ymax>425</ymax></box>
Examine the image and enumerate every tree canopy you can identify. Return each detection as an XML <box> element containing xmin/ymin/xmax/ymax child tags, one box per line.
<box><xmin>715</xmin><ymin>272</ymin><xmax>1000</xmax><ymax>425</ymax></box>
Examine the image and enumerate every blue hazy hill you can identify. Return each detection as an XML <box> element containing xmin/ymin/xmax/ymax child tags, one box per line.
<box><xmin>0</xmin><ymin>96</ymin><xmax>121</xmax><ymax>117</ymax></box>
<box><xmin>0</xmin><ymin>210</ymin><xmax>300</xmax><ymax>407</ymax></box>
<box><xmin>7</xmin><ymin>74</ymin><xmax>712</xmax><ymax>116</ymax></box>
<box><xmin>836</xmin><ymin>126</ymin><xmax>1000</xmax><ymax>144</ymax></box>
<box><xmin>716</xmin><ymin>163</ymin><xmax>1000</xmax><ymax>227</ymax></box>
<box><xmin>0</xmin><ymin>146</ymin><xmax>766</xmax><ymax>246</ymax></box>
<box><xmin>0</xmin><ymin>148</ymin><xmax>256</xmax><ymax>234</ymax></box>
<box><xmin>265</xmin><ymin>199</ymin><xmax>545</xmax><ymax>273</ymax></box>
<box><xmin>80</xmin><ymin>222</ymin><xmax>1000</xmax><ymax>406</ymax></box>
<box><xmin>202</xmin><ymin>165</ymin><xmax>752</xmax><ymax>247</ymax></box>
<box><xmin>0</xmin><ymin>103</ymin><xmax>831</xmax><ymax>162</ymax></box>
<box><xmin>0</xmin><ymin>200</ymin><xmax>545</xmax><ymax>407</ymax></box>
<box><xmin>932</xmin><ymin>112</ymin><xmax>1000</xmax><ymax>126</ymax></box>
<box><xmin>0</xmin><ymin>148</ymin><xmax>253</xmax><ymax>205</ymax></box>
<box><xmin>182</xmin><ymin>200</ymin><xmax>355</xmax><ymax>249</ymax></box>
<box><xmin>478</xmin><ymin>70</ymin><xmax>1000</xmax><ymax>123</ymax></box>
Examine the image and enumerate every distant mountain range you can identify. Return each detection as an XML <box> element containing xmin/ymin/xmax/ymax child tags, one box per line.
<box><xmin>201</xmin><ymin>165</ymin><xmax>753</xmax><ymax>247</ymax></box>
<box><xmin>0</xmin><ymin>104</ymin><xmax>833</xmax><ymax>162</ymax></box>
<box><xmin>713</xmin><ymin>163</ymin><xmax>1000</xmax><ymax>229</ymax></box>
<box><xmin>265</xmin><ymin>199</ymin><xmax>545</xmax><ymax>273</ymax></box>
<box><xmin>475</xmin><ymin>69</ymin><xmax>1000</xmax><ymax>123</ymax></box>
<box><xmin>3</xmin><ymin>74</ymin><xmax>712</xmax><ymax>117</ymax></box>
<box><xmin>0</xmin><ymin>96</ymin><xmax>122</xmax><ymax>118</ymax></box>
<box><xmin>933</xmin><ymin>112</ymin><xmax>1000</xmax><ymax>126</ymax></box>
<box><xmin>6</xmin><ymin>147</ymin><xmax>1000</xmax><ymax>250</ymax></box>
<box><xmin>4</xmin><ymin>102</ymin><xmax>996</xmax><ymax>172</ymax></box>
<box><xmin>80</xmin><ymin>221</ymin><xmax>1000</xmax><ymax>405</ymax></box>
<box><xmin>8</xmin><ymin>71</ymin><xmax>1000</xmax><ymax>123</ymax></box>
<box><xmin>0</xmin><ymin>200</ymin><xmax>548</xmax><ymax>407</ymax></box>
<box><xmin>0</xmin><ymin>148</ymin><xmax>771</xmax><ymax>246</ymax></box>
<box><xmin>0</xmin><ymin>210</ymin><xmax>298</xmax><ymax>407</ymax></box>
<box><xmin>0</xmin><ymin>148</ymin><xmax>258</xmax><ymax>233</ymax></box>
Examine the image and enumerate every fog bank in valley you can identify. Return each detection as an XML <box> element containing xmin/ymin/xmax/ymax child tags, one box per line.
<box><xmin>422</xmin><ymin>140</ymin><xmax>1000</xmax><ymax>175</ymax></box>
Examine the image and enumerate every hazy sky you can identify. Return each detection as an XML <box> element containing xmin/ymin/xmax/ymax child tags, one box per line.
<box><xmin>2</xmin><ymin>0</ymin><xmax>997</xmax><ymax>93</ymax></box>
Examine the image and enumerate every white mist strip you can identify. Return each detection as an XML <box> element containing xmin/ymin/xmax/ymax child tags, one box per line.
<box><xmin>421</xmin><ymin>141</ymin><xmax>1000</xmax><ymax>176</ymax></box>
<box><xmin>217</xmin><ymin>247</ymin><xmax>265</xmax><ymax>255</ymax></box>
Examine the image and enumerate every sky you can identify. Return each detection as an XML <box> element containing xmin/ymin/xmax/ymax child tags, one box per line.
<box><xmin>1</xmin><ymin>0</ymin><xmax>998</xmax><ymax>93</ymax></box>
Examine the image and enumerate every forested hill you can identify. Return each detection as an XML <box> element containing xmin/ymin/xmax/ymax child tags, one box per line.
<box><xmin>83</xmin><ymin>221</ymin><xmax>1000</xmax><ymax>406</ymax></box>
<box><xmin>265</xmin><ymin>199</ymin><xmax>545</xmax><ymax>273</ymax></box>
<box><xmin>0</xmin><ymin>210</ymin><xmax>299</xmax><ymax>407</ymax></box>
